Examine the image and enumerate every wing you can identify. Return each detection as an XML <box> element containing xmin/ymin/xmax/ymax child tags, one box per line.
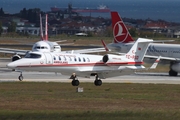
<box><xmin>75</xmin><ymin>69</ymin><xmax>135</xmax><ymax>79</ymax></box>
<box><xmin>144</xmin><ymin>55</ymin><xmax>179</xmax><ymax>62</ymax></box>
<box><xmin>74</xmin><ymin>66</ymin><xmax>138</xmax><ymax>79</ymax></box>
<box><xmin>0</xmin><ymin>48</ymin><xmax>29</xmax><ymax>55</ymax></box>
<box><xmin>62</xmin><ymin>48</ymin><xmax>106</xmax><ymax>54</ymax></box>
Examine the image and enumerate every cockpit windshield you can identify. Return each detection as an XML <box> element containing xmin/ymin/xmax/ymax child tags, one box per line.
<box><xmin>25</xmin><ymin>53</ymin><xmax>41</xmax><ymax>58</ymax></box>
<box><xmin>35</xmin><ymin>46</ymin><xmax>48</xmax><ymax>49</ymax></box>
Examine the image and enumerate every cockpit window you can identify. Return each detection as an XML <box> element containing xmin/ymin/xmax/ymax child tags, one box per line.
<box><xmin>25</xmin><ymin>53</ymin><xmax>41</xmax><ymax>58</ymax></box>
<box><xmin>36</xmin><ymin>46</ymin><xmax>40</xmax><ymax>49</ymax></box>
<box><xmin>35</xmin><ymin>46</ymin><xmax>48</xmax><ymax>49</ymax></box>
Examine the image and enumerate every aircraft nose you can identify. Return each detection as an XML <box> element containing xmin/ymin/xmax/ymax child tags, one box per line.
<box><xmin>7</xmin><ymin>62</ymin><xmax>16</xmax><ymax>68</ymax></box>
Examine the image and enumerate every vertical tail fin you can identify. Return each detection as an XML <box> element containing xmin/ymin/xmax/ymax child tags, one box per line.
<box><xmin>125</xmin><ymin>38</ymin><xmax>153</xmax><ymax>62</ymax></box>
<box><xmin>111</xmin><ymin>11</ymin><xmax>134</xmax><ymax>43</ymax></box>
<box><xmin>40</xmin><ymin>14</ymin><xmax>44</xmax><ymax>40</ymax></box>
<box><xmin>44</xmin><ymin>14</ymin><xmax>48</xmax><ymax>41</ymax></box>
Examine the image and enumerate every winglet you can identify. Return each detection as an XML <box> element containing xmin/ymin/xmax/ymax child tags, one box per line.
<box><xmin>149</xmin><ymin>56</ymin><xmax>161</xmax><ymax>69</ymax></box>
<box><xmin>101</xmin><ymin>40</ymin><xmax>110</xmax><ymax>51</ymax></box>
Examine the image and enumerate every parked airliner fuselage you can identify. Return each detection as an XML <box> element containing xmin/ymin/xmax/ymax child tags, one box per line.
<box><xmin>107</xmin><ymin>42</ymin><xmax>180</xmax><ymax>76</ymax></box>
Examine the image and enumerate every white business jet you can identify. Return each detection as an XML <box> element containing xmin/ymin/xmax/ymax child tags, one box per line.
<box><xmin>7</xmin><ymin>38</ymin><xmax>159</xmax><ymax>86</ymax></box>
<box><xmin>103</xmin><ymin>11</ymin><xmax>180</xmax><ymax>76</ymax></box>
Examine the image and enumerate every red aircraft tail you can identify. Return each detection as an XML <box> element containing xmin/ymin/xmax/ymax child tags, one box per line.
<box><xmin>44</xmin><ymin>14</ymin><xmax>48</xmax><ymax>41</ymax></box>
<box><xmin>40</xmin><ymin>14</ymin><xmax>44</xmax><ymax>40</ymax></box>
<box><xmin>111</xmin><ymin>11</ymin><xmax>134</xmax><ymax>43</ymax></box>
<box><xmin>39</xmin><ymin>14</ymin><xmax>48</xmax><ymax>41</ymax></box>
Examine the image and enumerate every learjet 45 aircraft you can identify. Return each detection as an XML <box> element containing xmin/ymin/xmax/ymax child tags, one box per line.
<box><xmin>105</xmin><ymin>11</ymin><xmax>180</xmax><ymax>76</ymax></box>
<box><xmin>7</xmin><ymin>38</ymin><xmax>159</xmax><ymax>86</ymax></box>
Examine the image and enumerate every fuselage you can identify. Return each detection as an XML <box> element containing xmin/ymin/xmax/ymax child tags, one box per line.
<box><xmin>108</xmin><ymin>42</ymin><xmax>180</xmax><ymax>59</ymax></box>
<box><xmin>7</xmin><ymin>51</ymin><xmax>144</xmax><ymax>78</ymax></box>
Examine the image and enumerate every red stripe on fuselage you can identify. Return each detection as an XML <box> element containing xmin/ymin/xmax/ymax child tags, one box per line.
<box><xmin>16</xmin><ymin>61</ymin><xmax>143</xmax><ymax>68</ymax></box>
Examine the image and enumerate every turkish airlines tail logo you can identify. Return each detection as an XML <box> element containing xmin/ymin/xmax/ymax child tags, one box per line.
<box><xmin>111</xmin><ymin>11</ymin><xmax>134</xmax><ymax>43</ymax></box>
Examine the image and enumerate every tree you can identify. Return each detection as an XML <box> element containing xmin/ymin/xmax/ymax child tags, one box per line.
<box><xmin>20</xmin><ymin>8</ymin><xmax>27</xmax><ymax>19</ymax></box>
<box><xmin>0</xmin><ymin>21</ymin><xmax>3</xmax><ymax>35</ymax></box>
<box><xmin>0</xmin><ymin>8</ymin><xmax>4</xmax><ymax>16</ymax></box>
<box><xmin>129</xmin><ymin>28</ymin><xmax>137</xmax><ymax>37</ymax></box>
<box><xmin>8</xmin><ymin>21</ymin><xmax>16</xmax><ymax>32</ymax></box>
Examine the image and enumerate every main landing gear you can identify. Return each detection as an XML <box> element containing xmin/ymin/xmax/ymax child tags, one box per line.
<box><xmin>70</xmin><ymin>73</ymin><xmax>79</xmax><ymax>86</ymax></box>
<box><xmin>69</xmin><ymin>73</ymin><xmax>102</xmax><ymax>86</ymax></box>
<box><xmin>169</xmin><ymin>69</ymin><xmax>178</xmax><ymax>76</ymax></box>
<box><xmin>18</xmin><ymin>72</ymin><xmax>23</xmax><ymax>81</ymax></box>
<box><xmin>94</xmin><ymin>75</ymin><xmax>102</xmax><ymax>86</ymax></box>
<box><xmin>169</xmin><ymin>62</ymin><xmax>178</xmax><ymax>76</ymax></box>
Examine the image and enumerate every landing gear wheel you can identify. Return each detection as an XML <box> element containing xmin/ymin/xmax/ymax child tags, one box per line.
<box><xmin>94</xmin><ymin>74</ymin><xmax>102</xmax><ymax>86</ymax></box>
<box><xmin>169</xmin><ymin>69</ymin><xmax>178</xmax><ymax>76</ymax></box>
<box><xmin>94</xmin><ymin>80</ymin><xmax>102</xmax><ymax>86</ymax></box>
<box><xmin>70</xmin><ymin>73</ymin><xmax>80</xmax><ymax>86</ymax></box>
<box><xmin>18</xmin><ymin>75</ymin><xmax>23</xmax><ymax>81</ymax></box>
<box><xmin>72</xmin><ymin>80</ymin><xmax>80</xmax><ymax>86</ymax></box>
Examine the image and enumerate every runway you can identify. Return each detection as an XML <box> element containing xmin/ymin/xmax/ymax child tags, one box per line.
<box><xmin>1</xmin><ymin>58</ymin><xmax>180</xmax><ymax>84</ymax></box>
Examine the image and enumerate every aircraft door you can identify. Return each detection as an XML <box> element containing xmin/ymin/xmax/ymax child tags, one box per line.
<box><xmin>44</xmin><ymin>53</ymin><xmax>53</xmax><ymax>64</ymax></box>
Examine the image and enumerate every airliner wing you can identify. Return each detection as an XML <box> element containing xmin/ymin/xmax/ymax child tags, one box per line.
<box><xmin>145</xmin><ymin>55</ymin><xmax>179</xmax><ymax>61</ymax></box>
<box><xmin>63</xmin><ymin>48</ymin><xmax>106</xmax><ymax>54</ymax></box>
<box><xmin>0</xmin><ymin>48</ymin><xmax>29</xmax><ymax>55</ymax></box>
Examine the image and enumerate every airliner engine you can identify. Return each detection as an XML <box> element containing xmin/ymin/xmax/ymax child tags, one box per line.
<box><xmin>12</xmin><ymin>54</ymin><xmax>21</xmax><ymax>61</ymax></box>
<box><xmin>170</xmin><ymin>62</ymin><xmax>180</xmax><ymax>76</ymax></box>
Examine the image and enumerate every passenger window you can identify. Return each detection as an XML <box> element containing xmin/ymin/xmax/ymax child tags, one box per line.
<box><xmin>87</xmin><ymin>58</ymin><xmax>90</xmax><ymax>62</ymax></box>
<box><xmin>83</xmin><ymin>58</ymin><xmax>86</xmax><ymax>62</ymax></box>
<box><xmin>78</xmin><ymin>57</ymin><xmax>81</xmax><ymax>62</ymax></box>
<box><xmin>74</xmin><ymin>57</ymin><xmax>77</xmax><ymax>61</ymax></box>
<box><xmin>64</xmin><ymin>56</ymin><xmax>67</xmax><ymax>61</ymax></box>
<box><xmin>54</xmin><ymin>56</ymin><xmax>56</xmax><ymax>60</ymax></box>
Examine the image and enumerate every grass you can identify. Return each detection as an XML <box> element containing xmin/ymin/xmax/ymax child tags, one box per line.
<box><xmin>0</xmin><ymin>82</ymin><xmax>180</xmax><ymax>119</ymax></box>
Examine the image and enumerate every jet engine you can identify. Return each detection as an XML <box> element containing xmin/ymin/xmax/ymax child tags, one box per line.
<box><xmin>12</xmin><ymin>54</ymin><xmax>21</xmax><ymax>61</ymax></box>
<box><xmin>102</xmin><ymin>54</ymin><xmax>122</xmax><ymax>64</ymax></box>
<box><xmin>170</xmin><ymin>62</ymin><xmax>180</xmax><ymax>74</ymax></box>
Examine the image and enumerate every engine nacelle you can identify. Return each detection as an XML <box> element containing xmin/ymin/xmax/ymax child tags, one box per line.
<box><xmin>102</xmin><ymin>54</ymin><xmax>122</xmax><ymax>64</ymax></box>
<box><xmin>171</xmin><ymin>63</ymin><xmax>180</xmax><ymax>73</ymax></box>
<box><xmin>12</xmin><ymin>54</ymin><xmax>21</xmax><ymax>61</ymax></box>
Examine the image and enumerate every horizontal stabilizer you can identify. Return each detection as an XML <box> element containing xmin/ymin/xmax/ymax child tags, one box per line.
<box><xmin>153</xmin><ymin>40</ymin><xmax>175</xmax><ymax>43</ymax></box>
<box><xmin>118</xmin><ymin>65</ymin><xmax>145</xmax><ymax>70</ymax></box>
